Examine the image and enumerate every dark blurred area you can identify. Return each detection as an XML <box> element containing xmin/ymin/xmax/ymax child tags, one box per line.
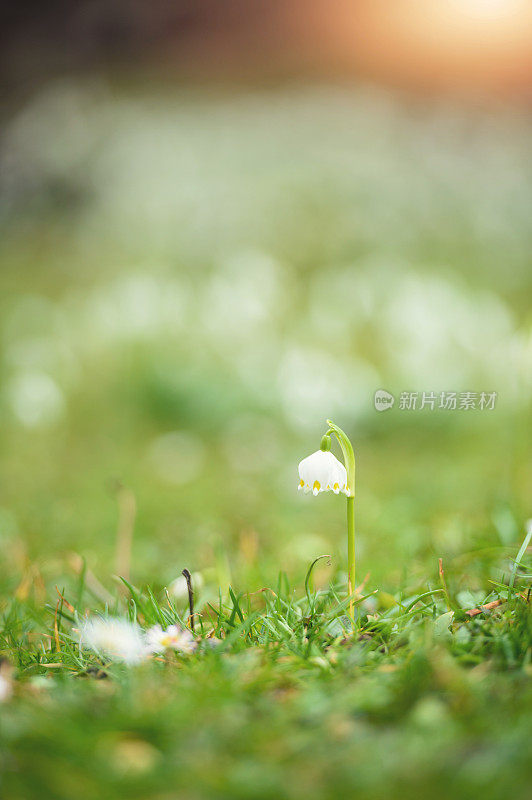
<box><xmin>3</xmin><ymin>0</ymin><xmax>532</xmax><ymax>104</ymax></box>
<box><xmin>5</xmin><ymin>0</ymin><xmax>296</xmax><ymax>100</ymax></box>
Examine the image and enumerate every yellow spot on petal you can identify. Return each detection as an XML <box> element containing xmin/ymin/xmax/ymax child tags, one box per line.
<box><xmin>299</xmin><ymin>479</ymin><xmax>304</xmax><ymax>488</ymax></box>
<box><xmin>313</xmin><ymin>481</ymin><xmax>321</xmax><ymax>494</ymax></box>
<box><xmin>333</xmin><ymin>483</ymin><xmax>339</xmax><ymax>491</ymax></box>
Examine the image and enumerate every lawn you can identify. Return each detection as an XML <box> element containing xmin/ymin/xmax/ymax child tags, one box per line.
<box><xmin>0</xmin><ymin>83</ymin><xmax>531</xmax><ymax>799</ymax></box>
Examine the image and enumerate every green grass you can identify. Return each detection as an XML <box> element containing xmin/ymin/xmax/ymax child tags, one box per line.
<box><xmin>1</xmin><ymin>81</ymin><xmax>532</xmax><ymax>799</ymax></box>
<box><xmin>1</xmin><ymin>533</ymin><xmax>531</xmax><ymax>800</ymax></box>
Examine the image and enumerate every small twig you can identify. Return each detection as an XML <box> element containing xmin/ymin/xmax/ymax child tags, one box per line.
<box><xmin>439</xmin><ymin>558</ymin><xmax>452</xmax><ymax>611</ymax></box>
<box><xmin>53</xmin><ymin>598</ymin><xmax>61</xmax><ymax>652</ymax></box>
<box><xmin>465</xmin><ymin>598</ymin><xmax>505</xmax><ymax>618</ymax></box>
<box><xmin>247</xmin><ymin>587</ymin><xmax>278</xmax><ymax>598</ymax></box>
<box><xmin>55</xmin><ymin>586</ymin><xmax>75</xmax><ymax>613</ymax></box>
<box><xmin>182</xmin><ymin>569</ymin><xmax>194</xmax><ymax>631</ymax></box>
<box><xmin>355</xmin><ymin>571</ymin><xmax>371</xmax><ymax>597</ymax></box>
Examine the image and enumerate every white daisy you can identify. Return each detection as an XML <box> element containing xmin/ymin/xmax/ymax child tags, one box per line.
<box><xmin>79</xmin><ymin>617</ymin><xmax>146</xmax><ymax>665</ymax></box>
<box><xmin>145</xmin><ymin>624</ymin><xmax>196</xmax><ymax>655</ymax></box>
<box><xmin>298</xmin><ymin>449</ymin><xmax>348</xmax><ymax>496</ymax></box>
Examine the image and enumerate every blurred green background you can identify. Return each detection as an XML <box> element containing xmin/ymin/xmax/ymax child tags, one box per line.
<box><xmin>1</xmin><ymin>2</ymin><xmax>532</xmax><ymax>604</ymax></box>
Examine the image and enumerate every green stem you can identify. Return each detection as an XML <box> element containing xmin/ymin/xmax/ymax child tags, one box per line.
<box><xmin>326</xmin><ymin>419</ymin><xmax>356</xmax><ymax>621</ymax></box>
<box><xmin>347</xmin><ymin>495</ymin><xmax>355</xmax><ymax>621</ymax></box>
<box><xmin>326</xmin><ymin>420</ymin><xmax>355</xmax><ymax>496</ymax></box>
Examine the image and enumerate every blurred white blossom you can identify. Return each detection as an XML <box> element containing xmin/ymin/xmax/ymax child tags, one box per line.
<box><xmin>6</xmin><ymin>371</ymin><xmax>65</xmax><ymax>428</ymax></box>
<box><xmin>0</xmin><ymin>665</ymin><xmax>13</xmax><ymax>703</ymax></box>
<box><xmin>145</xmin><ymin>624</ymin><xmax>196</xmax><ymax>655</ymax></box>
<box><xmin>79</xmin><ymin>618</ymin><xmax>146</xmax><ymax>665</ymax></box>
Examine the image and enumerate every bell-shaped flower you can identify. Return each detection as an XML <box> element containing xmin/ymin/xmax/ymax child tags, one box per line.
<box><xmin>298</xmin><ymin>450</ymin><xmax>348</xmax><ymax>496</ymax></box>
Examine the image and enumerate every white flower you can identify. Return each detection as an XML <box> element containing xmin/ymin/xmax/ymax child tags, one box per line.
<box><xmin>0</xmin><ymin>667</ymin><xmax>13</xmax><ymax>703</ymax></box>
<box><xmin>298</xmin><ymin>450</ymin><xmax>348</xmax><ymax>496</ymax></box>
<box><xmin>79</xmin><ymin>617</ymin><xmax>146</xmax><ymax>665</ymax></box>
<box><xmin>145</xmin><ymin>624</ymin><xmax>197</xmax><ymax>655</ymax></box>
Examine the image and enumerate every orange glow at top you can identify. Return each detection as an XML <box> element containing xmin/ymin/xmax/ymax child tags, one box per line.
<box><xmin>309</xmin><ymin>0</ymin><xmax>532</xmax><ymax>94</ymax></box>
<box><xmin>447</xmin><ymin>0</ymin><xmax>526</xmax><ymax>20</ymax></box>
